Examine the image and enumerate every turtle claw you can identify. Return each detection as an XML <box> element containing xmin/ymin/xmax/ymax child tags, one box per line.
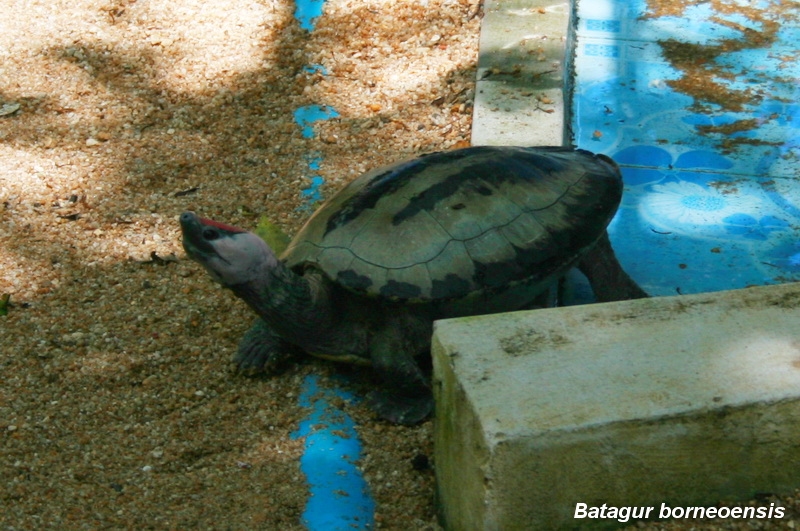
<box><xmin>367</xmin><ymin>391</ymin><xmax>433</xmax><ymax>425</ymax></box>
<box><xmin>233</xmin><ymin>319</ymin><xmax>295</xmax><ymax>375</ymax></box>
<box><xmin>232</xmin><ymin>342</ymin><xmax>271</xmax><ymax>375</ymax></box>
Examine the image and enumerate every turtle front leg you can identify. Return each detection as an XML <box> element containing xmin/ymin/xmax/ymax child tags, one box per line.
<box><xmin>234</xmin><ymin>318</ymin><xmax>299</xmax><ymax>375</ymax></box>
<box><xmin>578</xmin><ymin>230</ymin><xmax>648</xmax><ymax>302</ymax></box>
<box><xmin>367</xmin><ymin>326</ymin><xmax>433</xmax><ymax>425</ymax></box>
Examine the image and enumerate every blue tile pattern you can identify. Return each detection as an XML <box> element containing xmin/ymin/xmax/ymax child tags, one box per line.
<box><xmin>572</xmin><ymin>0</ymin><xmax>800</xmax><ymax>297</ymax></box>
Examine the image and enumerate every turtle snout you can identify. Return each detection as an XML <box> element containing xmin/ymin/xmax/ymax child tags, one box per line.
<box><xmin>179</xmin><ymin>212</ymin><xmax>212</xmax><ymax>257</ymax></box>
<box><xmin>179</xmin><ymin>211</ymin><xmax>198</xmax><ymax>229</ymax></box>
<box><xmin>180</xmin><ymin>211</ymin><xmax>218</xmax><ymax>243</ymax></box>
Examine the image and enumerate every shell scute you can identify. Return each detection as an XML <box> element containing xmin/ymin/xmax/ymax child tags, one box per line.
<box><xmin>336</xmin><ymin>268</ymin><xmax>373</xmax><ymax>291</ymax></box>
<box><xmin>380</xmin><ymin>279</ymin><xmax>424</xmax><ymax>299</ymax></box>
<box><xmin>464</xmin><ymin>230</ymin><xmax>517</xmax><ymax>271</ymax></box>
<box><xmin>316</xmin><ymin>246</ymin><xmax>356</xmax><ymax>275</ymax></box>
<box><xmin>349</xmin><ymin>208</ymin><xmax>449</xmax><ymax>269</ymax></box>
<box><xmin>384</xmin><ymin>263</ymin><xmax>432</xmax><ymax>299</ymax></box>
<box><xmin>429</xmin><ymin>182</ymin><xmax>522</xmax><ymax>239</ymax></box>
<box><xmin>425</xmin><ymin>240</ymin><xmax>476</xmax><ymax>296</ymax></box>
<box><xmin>284</xmin><ymin>146</ymin><xmax>622</xmax><ymax>303</ymax></box>
<box><xmin>498</xmin><ymin>212</ymin><xmax>545</xmax><ymax>249</ymax></box>
<box><xmin>430</xmin><ymin>272</ymin><xmax>473</xmax><ymax>300</ymax></box>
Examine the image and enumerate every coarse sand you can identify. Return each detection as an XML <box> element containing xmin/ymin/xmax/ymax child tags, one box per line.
<box><xmin>2</xmin><ymin>0</ymin><xmax>800</xmax><ymax>529</ymax></box>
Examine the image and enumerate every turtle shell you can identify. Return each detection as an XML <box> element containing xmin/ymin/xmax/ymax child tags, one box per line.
<box><xmin>282</xmin><ymin>146</ymin><xmax>622</xmax><ymax>303</ymax></box>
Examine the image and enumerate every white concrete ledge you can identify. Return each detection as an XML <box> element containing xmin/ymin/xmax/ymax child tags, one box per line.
<box><xmin>433</xmin><ymin>282</ymin><xmax>800</xmax><ymax>529</ymax></box>
<box><xmin>471</xmin><ymin>0</ymin><xmax>571</xmax><ymax>147</ymax></box>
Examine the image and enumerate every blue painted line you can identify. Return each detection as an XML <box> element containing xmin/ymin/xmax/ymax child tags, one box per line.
<box><xmin>303</xmin><ymin>64</ymin><xmax>329</xmax><ymax>75</ymax></box>
<box><xmin>295</xmin><ymin>0</ymin><xmax>325</xmax><ymax>31</ymax></box>
<box><xmin>289</xmin><ymin>3</ymin><xmax>373</xmax><ymax>527</ymax></box>
<box><xmin>301</xmin><ymin>175</ymin><xmax>325</xmax><ymax>205</ymax></box>
<box><xmin>306</xmin><ymin>154</ymin><xmax>322</xmax><ymax>171</ymax></box>
<box><xmin>293</xmin><ymin>105</ymin><xmax>340</xmax><ymax>139</ymax></box>
<box><xmin>291</xmin><ymin>375</ymin><xmax>375</xmax><ymax>530</ymax></box>
<box><xmin>299</xmin><ymin>155</ymin><xmax>325</xmax><ymax>205</ymax></box>
<box><xmin>293</xmin><ymin>107</ymin><xmax>338</xmax><ymax>208</ymax></box>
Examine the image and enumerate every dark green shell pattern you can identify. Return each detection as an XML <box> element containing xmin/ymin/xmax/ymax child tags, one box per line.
<box><xmin>282</xmin><ymin>146</ymin><xmax>622</xmax><ymax>302</ymax></box>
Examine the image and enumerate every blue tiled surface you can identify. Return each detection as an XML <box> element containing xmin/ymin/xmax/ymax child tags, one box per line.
<box><xmin>572</xmin><ymin>0</ymin><xmax>800</xmax><ymax>297</ymax></box>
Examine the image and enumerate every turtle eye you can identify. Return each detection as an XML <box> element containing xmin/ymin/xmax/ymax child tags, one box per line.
<box><xmin>202</xmin><ymin>228</ymin><xmax>220</xmax><ymax>241</ymax></box>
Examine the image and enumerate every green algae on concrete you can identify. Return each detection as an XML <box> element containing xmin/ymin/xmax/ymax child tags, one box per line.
<box><xmin>434</xmin><ymin>282</ymin><xmax>800</xmax><ymax>529</ymax></box>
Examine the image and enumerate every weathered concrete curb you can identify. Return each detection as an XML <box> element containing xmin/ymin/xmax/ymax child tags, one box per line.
<box><xmin>433</xmin><ymin>282</ymin><xmax>800</xmax><ymax>530</ymax></box>
<box><xmin>471</xmin><ymin>0</ymin><xmax>571</xmax><ymax>147</ymax></box>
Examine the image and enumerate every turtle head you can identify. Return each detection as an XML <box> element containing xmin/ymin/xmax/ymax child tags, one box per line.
<box><xmin>179</xmin><ymin>212</ymin><xmax>278</xmax><ymax>288</ymax></box>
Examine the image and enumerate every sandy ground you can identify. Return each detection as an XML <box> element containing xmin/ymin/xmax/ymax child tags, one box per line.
<box><xmin>1</xmin><ymin>0</ymin><xmax>475</xmax><ymax>528</ymax></box>
<box><xmin>2</xmin><ymin>0</ymin><xmax>800</xmax><ymax>529</ymax></box>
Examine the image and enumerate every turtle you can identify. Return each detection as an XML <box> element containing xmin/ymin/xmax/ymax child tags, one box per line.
<box><xmin>179</xmin><ymin>145</ymin><xmax>647</xmax><ymax>425</ymax></box>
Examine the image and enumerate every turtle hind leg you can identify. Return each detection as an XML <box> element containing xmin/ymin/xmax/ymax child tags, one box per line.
<box><xmin>368</xmin><ymin>390</ymin><xmax>432</xmax><ymax>426</ymax></box>
<box><xmin>234</xmin><ymin>318</ymin><xmax>299</xmax><ymax>375</ymax></box>
<box><xmin>578</xmin><ymin>230</ymin><xmax>648</xmax><ymax>302</ymax></box>
<box><xmin>367</xmin><ymin>325</ymin><xmax>433</xmax><ymax>425</ymax></box>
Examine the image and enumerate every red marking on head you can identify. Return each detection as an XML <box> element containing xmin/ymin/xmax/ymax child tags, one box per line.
<box><xmin>198</xmin><ymin>217</ymin><xmax>247</xmax><ymax>234</ymax></box>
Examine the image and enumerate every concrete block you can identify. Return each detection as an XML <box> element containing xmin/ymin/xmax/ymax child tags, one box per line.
<box><xmin>472</xmin><ymin>0</ymin><xmax>570</xmax><ymax>146</ymax></box>
<box><xmin>433</xmin><ymin>282</ymin><xmax>800</xmax><ymax>530</ymax></box>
